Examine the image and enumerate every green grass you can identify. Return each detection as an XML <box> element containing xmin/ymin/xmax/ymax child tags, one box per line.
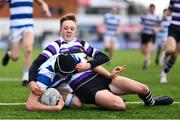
<box><xmin>0</xmin><ymin>49</ymin><xmax>180</xmax><ymax>119</ymax></box>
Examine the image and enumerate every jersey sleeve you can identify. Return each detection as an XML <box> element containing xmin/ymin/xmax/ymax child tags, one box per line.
<box><xmin>40</xmin><ymin>40</ymin><xmax>61</xmax><ymax>59</ymax></box>
<box><xmin>80</xmin><ymin>40</ymin><xmax>110</xmax><ymax>68</ymax></box>
<box><xmin>29</xmin><ymin>55</ymin><xmax>47</xmax><ymax>82</ymax></box>
<box><xmin>29</xmin><ymin>40</ymin><xmax>61</xmax><ymax>82</ymax></box>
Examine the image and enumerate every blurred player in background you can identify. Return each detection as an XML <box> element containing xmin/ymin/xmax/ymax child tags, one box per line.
<box><xmin>155</xmin><ymin>9</ymin><xmax>171</xmax><ymax>65</ymax></box>
<box><xmin>140</xmin><ymin>4</ymin><xmax>161</xmax><ymax>70</ymax></box>
<box><xmin>160</xmin><ymin>0</ymin><xmax>180</xmax><ymax>83</ymax></box>
<box><xmin>103</xmin><ymin>6</ymin><xmax>121</xmax><ymax>59</ymax></box>
<box><xmin>0</xmin><ymin>0</ymin><xmax>51</xmax><ymax>86</ymax></box>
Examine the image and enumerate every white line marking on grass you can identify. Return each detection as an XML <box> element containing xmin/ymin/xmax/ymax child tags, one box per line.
<box><xmin>0</xmin><ymin>102</ymin><xmax>180</xmax><ymax>106</ymax></box>
<box><xmin>0</xmin><ymin>103</ymin><xmax>25</xmax><ymax>105</ymax></box>
<box><xmin>126</xmin><ymin>102</ymin><xmax>180</xmax><ymax>104</ymax></box>
<box><xmin>0</xmin><ymin>78</ymin><xmax>20</xmax><ymax>81</ymax></box>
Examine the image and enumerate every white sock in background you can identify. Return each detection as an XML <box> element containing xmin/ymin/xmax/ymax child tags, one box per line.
<box><xmin>22</xmin><ymin>68</ymin><xmax>29</xmax><ymax>81</ymax></box>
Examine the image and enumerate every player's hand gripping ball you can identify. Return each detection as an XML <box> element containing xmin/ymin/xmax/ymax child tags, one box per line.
<box><xmin>40</xmin><ymin>88</ymin><xmax>61</xmax><ymax>106</ymax></box>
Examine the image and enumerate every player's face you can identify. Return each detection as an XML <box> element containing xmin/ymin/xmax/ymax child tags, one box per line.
<box><xmin>149</xmin><ymin>6</ymin><xmax>155</xmax><ymax>14</ymax></box>
<box><xmin>163</xmin><ymin>10</ymin><xmax>168</xmax><ymax>18</ymax></box>
<box><xmin>60</xmin><ymin>20</ymin><xmax>77</xmax><ymax>41</ymax></box>
<box><xmin>112</xmin><ymin>7</ymin><xmax>118</xmax><ymax>14</ymax></box>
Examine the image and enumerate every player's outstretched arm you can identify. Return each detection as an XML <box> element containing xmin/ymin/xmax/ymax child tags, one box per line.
<box><xmin>93</xmin><ymin>65</ymin><xmax>127</xmax><ymax>79</ymax></box>
<box><xmin>110</xmin><ymin>65</ymin><xmax>127</xmax><ymax>79</ymax></box>
<box><xmin>25</xmin><ymin>92</ymin><xmax>64</xmax><ymax>111</ymax></box>
<box><xmin>0</xmin><ymin>0</ymin><xmax>6</xmax><ymax>10</ymax></box>
<box><xmin>35</xmin><ymin>0</ymin><xmax>52</xmax><ymax>17</ymax></box>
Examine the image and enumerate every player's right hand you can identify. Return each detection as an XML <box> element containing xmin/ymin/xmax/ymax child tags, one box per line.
<box><xmin>56</xmin><ymin>97</ymin><xmax>65</xmax><ymax>111</ymax></box>
<box><xmin>28</xmin><ymin>81</ymin><xmax>44</xmax><ymax>96</ymax></box>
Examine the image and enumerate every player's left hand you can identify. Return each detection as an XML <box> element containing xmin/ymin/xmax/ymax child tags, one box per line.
<box><xmin>75</xmin><ymin>62</ymin><xmax>91</xmax><ymax>72</ymax></box>
<box><xmin>154</xmin><ymin>27</ymin><xmax>161</xmax><ymax>33</ymax></box>
<box><xmin>110</xmin><ymin>65</ymin><xmax>127</xmax><ymax>79</ymax></box>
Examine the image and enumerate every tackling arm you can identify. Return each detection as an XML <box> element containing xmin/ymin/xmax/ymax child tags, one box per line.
<box><xmin>93</xmin><ymin>65</ymin><xmax>127</xmax><ymax>79</ymax></box>
<box><xmin>25</xmin><ymin>92</ymin><xmax>64</xmax><ymax>111</ymax></box>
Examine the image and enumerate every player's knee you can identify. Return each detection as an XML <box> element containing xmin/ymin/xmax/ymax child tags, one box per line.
<box><xmin>110</xmin><ymin>97</ymin><xmax>126</xmax><ymax>110</ymax></box>
<box><xmin>166</xmin><ymin>37</ymin><xmax>176</xmax><ymax>54</ymax></box>
<box><xmin>166</xmin><ymin>46</ymin><xmax>176</xmax><ymax>54</ymax></box>
<box><xmin>139</xmin><ymin>84</ymin><xmax>149</xmax><ymax>95</ymax></box>
<box><xmin>25</xmin><ymin>47</ymin><xmax>33</xmax><ymax>55</ymax></box>
<box><xmin>11</xmin><ymin>54</ymin><xmax>19</xmax><ymax>61</ymax></box>
<box><xmin>113</xmin><ymin>101</ymin><xmax>126</xmax><ymax>110</ymax></box>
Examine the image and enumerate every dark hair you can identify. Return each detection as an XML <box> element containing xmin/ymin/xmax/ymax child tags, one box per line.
<box><xmin>149</xmin><ymin>4</ymin><xmax>155</xmax><ymax>8</ymax></box>
<box><xmin>163</xmin><ymin>8</ymin><xmax>167</xmax><ymax>13</ymax></box>
<box><xmin>60</xmin><ymin>13</ymin><xmax>77</xmax><ymax>28</ymax></box>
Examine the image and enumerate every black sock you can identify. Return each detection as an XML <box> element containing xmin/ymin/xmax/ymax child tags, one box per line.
<box><xmin>164</xmin><ymin>57</ymin><xmax>175</xmax><ymax>74</ymax></box>
<box><xmin>138</xmin><ymin>91</ymin><xmax>155</xmax><ymax>106</ymax></box>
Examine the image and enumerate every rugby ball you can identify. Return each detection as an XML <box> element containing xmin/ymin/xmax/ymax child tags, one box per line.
<box><xmin>40</xmin><ymin>88</ymin><xmax>61</xmax><ymax>106</ymax></box>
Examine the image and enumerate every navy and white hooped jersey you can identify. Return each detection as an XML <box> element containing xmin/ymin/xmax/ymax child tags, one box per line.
<box><xmin>169</xmin><ymin>0</ymin><xmax>180</xmax><ymax>27</ymax></box>
<box><xmin>156</xmin><ymin>16</ymin><xmax>171</xmax><ymax>40</ymax></box>
<box><xmin>141</xmin><ymin>13</ymin><xmax>161</xmax><ymax>35</ymax></box>
<box><xmin>40</xmin><ymin>37</ymin><xmax>99</xmax><ymax>89</ymax></box>
<box><xmin>36</xmin><ymin>55</ymin><xmax>70</xmax><ymax>90</ymax></box>
<box><xmin>104</xmin><ymin>13</ymin><xmax>120</xmax><ymax>36</ymax></box>
<box><xmin>8</xmin><ymin>0</ymin><xmax>33</xmax><ymax>29</ymax></box>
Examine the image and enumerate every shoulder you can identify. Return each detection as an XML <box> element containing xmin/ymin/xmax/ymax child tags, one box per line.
<box><xmin>39</xmin><ymin>55</ymin><xmax>57</xmax><ymax>69</ymax></box>
<box><xmin>45</xmin><ymin>37</ymin><xmax>62</xmax><ymax>48</ymax></box>
<box><xmin>105</xmin><ymin>13</ymin><xmax>111</xmax><ymax>18</ymax></box>
<box><xmin>76</xmin><ymin>38</ymin><xmax>86</xmax><ymax>46</ymax></box>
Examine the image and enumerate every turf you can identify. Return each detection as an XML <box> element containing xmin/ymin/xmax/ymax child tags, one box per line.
<box><xmin>0</xmin><ymin>49</ymin><xmax>180</xmax><ymax>119</ymax></box>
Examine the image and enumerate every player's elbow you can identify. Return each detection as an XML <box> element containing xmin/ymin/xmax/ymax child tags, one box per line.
<box><xmin>25</xmin><ymin>102</ymin><xmax>36</xmax><ymax>111</ymax></box>
<box><xmin>25</xmin><ymin>103</ymin><xmax>32</xmax><ymax>111</ymax></box>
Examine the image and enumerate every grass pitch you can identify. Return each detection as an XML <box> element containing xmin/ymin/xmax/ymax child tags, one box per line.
<box><xmin>0</xmin><ymin>49</ymin><xmax>180</xmax><ymax>119</ymax></box>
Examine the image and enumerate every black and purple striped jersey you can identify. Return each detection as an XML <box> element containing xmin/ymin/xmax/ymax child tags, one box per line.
<box><xmin>40</xmin><ymin>37</ymin><xmax>99</xmax><ymax>60</ymax></box>
<box><xmin>169</xmin><ymin>0</ymin><xmax>180</xmax><ymax>27</ymax></box>
<box><xmin>141</xmin><ymin>13</ymin><xmax>161</xmax><ymax>35</ymax></box>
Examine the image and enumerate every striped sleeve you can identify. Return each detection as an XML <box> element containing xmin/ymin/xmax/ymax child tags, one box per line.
<box><xmin>79</xmin><ymin>40</ymin><xmax>109</xmax><ymax>68</ymax></box>
<box><xmin>41</xmin><ymin>40</ymin><xmax>61</xmax><ymax>59</ymax></box>
<box><xmin>29</xmin><ymin>39</ymin><xmax>61</xmax><ymax>82</ymax></box>
<box><xmin>36</xmin><ymin>66</ymin><xmax>55</xmax><ymax>88</ymax></box>
<box><xmin>36</xmin><ymin>74</ymin><xmax>52</xmax><ymax>88</ymax></box>
<box><xmin>169</xmin><ymin>0</ymin><xmax>173</xmax><ymax>10</ymax></box>
<box><xmin>80</xmin><ymin>40</ymin><xmax>100</xmax><ymax>58</ymax></box>
<box><xmin>140</xmin><ymin>16</ymin><xmax>145</xmax><ymax>25</ymax></box>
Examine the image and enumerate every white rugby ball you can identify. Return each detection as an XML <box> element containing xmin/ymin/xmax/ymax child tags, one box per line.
<box><xmin>40</xmin><ymin>88</ymin><xmax>61</xmax><ymax>106</ymax></box>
